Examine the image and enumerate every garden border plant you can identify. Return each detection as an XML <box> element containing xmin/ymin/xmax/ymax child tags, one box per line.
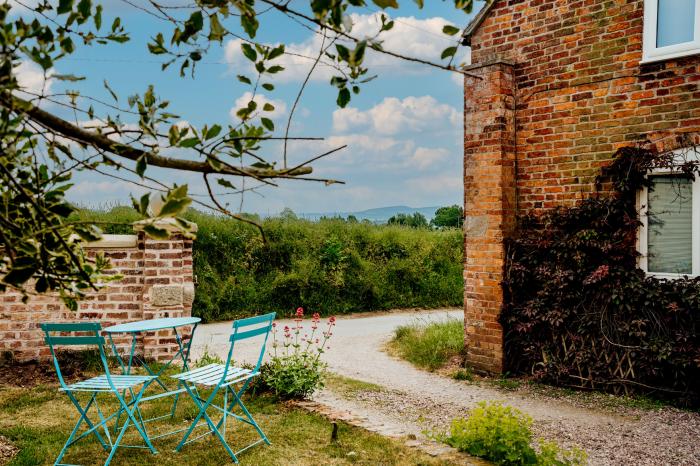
<box><xmin>501</xmin><ymin>143</ymin><xmax>700</xmax><ymax>407</ymax></box>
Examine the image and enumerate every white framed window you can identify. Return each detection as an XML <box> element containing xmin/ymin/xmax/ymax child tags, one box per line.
<box><xmin>642</xmin><ymin>0</ymin><xmax>700</xmax><ymax>63</ymax></box>
<box><xmin>638</xmin><ymin>155</ymin><xmax>700</xmax><ymax>278</ymax></box>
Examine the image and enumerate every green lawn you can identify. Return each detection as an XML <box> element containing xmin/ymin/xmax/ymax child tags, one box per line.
<box><xmin>0</xmin><ymin>383</ymin><xmax>449</xmax><ymax>466</ymax></box>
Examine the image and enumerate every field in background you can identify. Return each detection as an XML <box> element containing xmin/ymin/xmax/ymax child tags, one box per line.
<box><xmin>74</xmin><ymin>207</ymin><xmax>464</xmax><ymax>321</ymax></box>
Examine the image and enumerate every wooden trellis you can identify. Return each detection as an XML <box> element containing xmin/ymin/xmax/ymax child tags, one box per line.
<box><xmin>541</xmin><ymin>333</ymin><xmax>637</xmax><ymax>395</ymax></box>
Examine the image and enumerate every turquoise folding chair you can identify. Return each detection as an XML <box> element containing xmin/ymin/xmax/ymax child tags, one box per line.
<box><xmin>171</xmin><ymin>312</ymin><xmax>276</xmax><ymax>463</ymax></box>
<box><xmin>41</xmin><ymin>322</ymin><xmax>157</xmax><ymax>466</ymax></box>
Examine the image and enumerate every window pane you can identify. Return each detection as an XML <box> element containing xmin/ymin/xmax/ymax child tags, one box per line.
<box><xmin>648</xmin><ymin>176</ymin><xmax>693</xmax><ymax>274</ymax></box>
<box><xmin>657</xmin><ymin>0</ymin><xmax>696</xmax><ymax>48</ymax></box>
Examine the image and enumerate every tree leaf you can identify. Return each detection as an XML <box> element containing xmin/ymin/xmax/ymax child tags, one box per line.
<box><xmin>136</xmin><ymin>155</ymin><xmax>147</xmax><ymax>178</ymax></box>
<box><xmin>209</xmin><ymin>13</ymin><xmax>225</xmax><ymax>42</ymax></box>
<box><xmin>441</xmin><ymin>46</ymin><xmax>458</xmax><ymax>59</ymax></box>
<box><xmin>237</xmin><ymin>74</ymin><xmax>252</xmax><ymax>85</ymax></box>
<box><xmin>371</xmin><ymin>0</ymin><xmax>398</xmax><ymax>8</ymax></box>
<box><xmin>217</xmin><ymin>178</ymin><xmax>236</xmax><ymax>190</ymax></box>
<box><xmin>143</xmin><ymin>224</ymin><xmax>170</xmax><ymax>240</ymax></box>
<box><xmin>158</xmin><ymin>198</ymin><xmax>191</xmax><ymax>217</ymax></box>
<box><xmin>262</xmin><ymin>83</ymin><xmax>274</xmax><ymax>91</ymax></box>
<box><xmin>57</xmin><ymin>0</ymin><xmax>73</xmax><ymax>14</ymax></box>
<box><xmin>205</xmin><ymin>124</ymin><xmax>222</xmax><ymax>140</ymax></box>
<box><xmin>53</xmin><ymin>74</ymin><xmax>85</xmax><ymax>82</ymax></box>
<box><xmin>262</xmin><ymin>103</ymin><xmax>274</xmax><ymax>112</ymax></box>
<box><xmin>241</xmin><ymin>43</ymin><xmax>257</xmax><ymax>62</ymax></box>
<box><xmin>261</xmin><ymin>117</ymin><xmax>274</xmax><ymax>131</ymax></box>
<box><xmin>442</xmin><ymin>25</ymin><xmax>460</xmax><ymax>36</ymax></box>
<box><xmin>337</xmin><ymin>88</ymin><xmax>351</xmax><ymax>108</ymax></box>
<box><xmin>103</xmin><ymin>80</ymin><xmax>118</xmax><ymax>102</ymax></box>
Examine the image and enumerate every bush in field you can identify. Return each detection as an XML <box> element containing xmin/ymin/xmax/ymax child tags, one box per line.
<box><xmin>72</xmin><ymin>207</ymin><xmax>464</xmax><ymax>321</ymax></box>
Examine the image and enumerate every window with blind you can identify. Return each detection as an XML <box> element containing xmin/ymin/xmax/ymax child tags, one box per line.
<box><xmin>643</xmin><ymin>0</ymin><xmax>700</xmax><ymax>63</ymax></box>
<box><xmin>639</xmin><ymin>173</ymin><xmax>699</xmax><ymax>278</ymax></box>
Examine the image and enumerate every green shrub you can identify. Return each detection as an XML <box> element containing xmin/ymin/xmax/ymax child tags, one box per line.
<box><xmin>263</xmin><ymin>353</ymin><xmax>325</xmax><ymax>400</ymax></box>
<box><xmin>390</xmin><ymin>318</ymin><xmax>464</xmax><ymax>371</ymax></box>
<box><xmin>73</xmin><ymin>208</ymin><xmax>463</xmax><ymax>321</ymax></box>
<box><xmin>443</xmin><ymin>402</ymin><xmax>586</xmax><ymax>466</ymax></box>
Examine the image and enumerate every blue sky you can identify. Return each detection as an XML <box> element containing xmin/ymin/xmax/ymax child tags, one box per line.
<box><xmin>14</xmin><ymin>0</ymin><xmax>485</xmax><ymax>215</ymax></box>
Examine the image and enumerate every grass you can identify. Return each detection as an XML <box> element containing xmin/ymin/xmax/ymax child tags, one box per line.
<box><xmin>0</xmin><ymin>380</ymin><xmax>450</xmax><ymax>466</ymax></box>
<box><xmin>325</xmin><ymin>374</ymin><xmax>384</xmax><ymax>398</ymax></box>
<box><xmin>388</xmin><ymin>318</ymin><xmax>464</xmax><ymax>371</ymax></box>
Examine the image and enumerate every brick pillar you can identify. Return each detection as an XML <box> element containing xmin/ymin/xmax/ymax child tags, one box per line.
<box><xmin>135</xmin><ymin>220</ymin><xmax>196</xmax><ymax>361</ymax></box>
<box><xmin>463</xmin><ymin>61</ymin><xmax>516</xmax><ymax>374</ymax></box>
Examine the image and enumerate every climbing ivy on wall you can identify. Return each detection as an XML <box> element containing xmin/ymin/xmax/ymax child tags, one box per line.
<box><xmin>501</xmin><ymin>145</ymin><xmax>700</xmax><ymax>406</ymax></box>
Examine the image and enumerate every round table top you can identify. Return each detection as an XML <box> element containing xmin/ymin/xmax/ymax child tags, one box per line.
<box><xmin>104</xmin><ymin>317</ymin><xmax>201</xmax><ymax>333</ymax></box>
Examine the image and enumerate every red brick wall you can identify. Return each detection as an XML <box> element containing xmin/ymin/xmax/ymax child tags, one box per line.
<box><xmin>463</xmin><ymin>0</ymin><xmax>700</xmax><ymax>372</ymax></box>
<box><xmin>470</xmin><ymin>0</ymin><xmax>700</xmax><ymax>212</ymax></box>
<box><xmin>0</xmin><ymin>229</ymin><xmax>195</xmax><ymax>362</ymax></box>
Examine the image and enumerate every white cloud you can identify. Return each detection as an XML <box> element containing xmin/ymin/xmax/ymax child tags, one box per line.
<box><xmin>223</xmin><ymin>13</ymin><xmax>468</xmax><ymax>83</ymax></box>
<box><xmin>14</xmin><ymin>61</ymin><xmax>53</xmax><ymax>95</ymax></box>
<box><xmin>333</xmin><ymin>95</ymin><xmax>460</xmax><ymax>136</ymax></box>
<box><xmin>231</xmin><ymin>91</ymin><xmax>287</xmax><ymax>121</ymax></box>
<box><xmin>410</xmin><ymin>147</ymin><xmax>450</xmax><ymax>169</ymax></box>
<box><xmin>405</xmin><ymin>173</ymin><xmax>463</xmax><ymax>194</ymax></box>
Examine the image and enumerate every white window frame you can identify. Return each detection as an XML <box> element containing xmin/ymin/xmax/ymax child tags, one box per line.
<box><xmin>638</xmin><ymin>151</ymin><xmax>700</xmax><ymax>279</ymax></box>
<box><xmin>642</xmin><ymin>0</ymin><xmax>700</xmax><ymax>63</ymax></box>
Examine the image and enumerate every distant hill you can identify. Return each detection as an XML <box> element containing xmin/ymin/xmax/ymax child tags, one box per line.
<box><xmin>298</xmin><ymin>205</ymin><xmax>442</xmax><ymax>223</ymax></box>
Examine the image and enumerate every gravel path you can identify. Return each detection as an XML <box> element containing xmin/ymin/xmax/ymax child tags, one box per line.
<box><xmin>192</xmin><ymin>309</ymin><xmax>700</xmax><ymax>465</ymax></box>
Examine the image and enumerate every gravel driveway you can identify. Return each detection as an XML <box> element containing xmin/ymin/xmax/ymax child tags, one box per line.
<box><xmin>191</xmin><ymin>309</ymin><xmax>700</xmax><ymax>466</ymax></box>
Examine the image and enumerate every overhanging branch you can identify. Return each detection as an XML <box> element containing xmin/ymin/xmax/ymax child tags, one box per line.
<box><xmin>1</xmin><ymin>92</ymin><xmax>314</xmax><ymax>179</ymax></box>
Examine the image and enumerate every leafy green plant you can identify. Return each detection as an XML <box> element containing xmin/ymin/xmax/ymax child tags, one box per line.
<box><xmin>442</xmin><ymin>402</ymin><xmax>586</xmax><ymax>466</ymax></box>
<box><xmin>502</xmin><ymin>146</ymin><xmax>700</xmax><ymax>406</ymax></box>
<box><xmin>390</xmin><ymin>318</ymin><xmax>463</xmax><ymax>371</ymax></box>
<box><xmin>263</xmin><ymin>308</ymin><xmax>336</xmax><ymax>399</ymax></box>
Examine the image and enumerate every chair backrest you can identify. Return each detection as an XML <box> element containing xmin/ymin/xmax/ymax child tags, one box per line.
<box><xmin>224</xmin><ymin>312</ymin><xmax>276</xmax><ymax>377</ymax></box>
<box><xmin>41</xmin><ymin>322</ymin><xmax>111</xmax><ymax>389</ymax></box>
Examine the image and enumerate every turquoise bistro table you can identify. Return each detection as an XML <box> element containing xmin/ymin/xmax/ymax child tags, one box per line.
<box><xmin>104</xmin><ymin>317</ymin><xmax>201</xmax><ymax>438</ymax></box>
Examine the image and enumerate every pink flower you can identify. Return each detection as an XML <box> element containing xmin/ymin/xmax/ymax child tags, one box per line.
<box><xmin>272</xmin><ymin>322</ymin><xmax>277</xmax><ymax>328</ymax></box>
<box><xmin>312</xmin><ymin>312</ymin><xmax>320</xmax><ymax>321</ymax></box>
<box><xmin>296</xmin><ymin>307</ymin><xmax>304</xmax><ymax>318</ymax></box>
<box><xmin>284</xmin><ymin>325</ymin><xmax>290</xmax><ymax>332</ymax></box>
<box><xmin>329</xmin><ymin>316</ymin><xmax>336</xmax><ymax>323</ymax></box>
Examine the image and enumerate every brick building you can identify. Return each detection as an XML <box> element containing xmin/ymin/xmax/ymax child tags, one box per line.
<box><xmin>462</xmin><ymin>0</ymin><xmax>700</xmax><ymax>373</ymax></box>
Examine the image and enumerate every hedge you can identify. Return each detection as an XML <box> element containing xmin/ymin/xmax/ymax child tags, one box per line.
<box><xmin>73</xmin><ymin>207</ymin><xmax>464</xmax><ymax>321</ymax></box>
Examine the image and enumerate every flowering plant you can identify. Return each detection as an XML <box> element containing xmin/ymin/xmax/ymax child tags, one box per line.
<box><xmin>263</xmin><ymin>307</ymin><xmax>336</xmax><ymax>399</ymax></box>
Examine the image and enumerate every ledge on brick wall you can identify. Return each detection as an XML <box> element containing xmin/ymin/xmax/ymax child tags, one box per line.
<box><xmin>87</xmin><ymin>234</ymin><xmax>138</xmax><ymax>248</ymax></box>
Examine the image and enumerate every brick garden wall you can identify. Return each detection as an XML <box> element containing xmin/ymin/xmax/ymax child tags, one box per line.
<box><xmin>463</xmin><ymin>0</ymin><xmax>700</xmax><ymax>372</ymax></box>
<box><xmin>0</xmin><ymin>224</ymin><xmax>195</xmax><ymax>362</ymax></box>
